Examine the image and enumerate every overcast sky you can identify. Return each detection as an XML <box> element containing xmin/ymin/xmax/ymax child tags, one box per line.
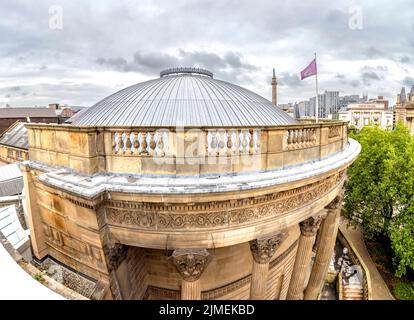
<box><xmin>0</xmin><ymin>0</ymin><xmax>413</xmax><ymax>108</ymax></box>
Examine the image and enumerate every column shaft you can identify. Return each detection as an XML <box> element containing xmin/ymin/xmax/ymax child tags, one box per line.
<box><xmin>304</xmin><ymin>208</ymin><xmax>340</xmax><ymax>300</ymax></box>
<box><xmin>181</xmin><ymin>280</ymin><xmax>201</xmax><ymax>300</ymax></box>
<box><xmin>250</xmin><ymin>262</ymin><xmax>270</xmax><ymax>300</ymax></box>
<box><xmin>286</xmin><ymin>233</ymin><xmax>317</xmax><ymax>299</ymax></box>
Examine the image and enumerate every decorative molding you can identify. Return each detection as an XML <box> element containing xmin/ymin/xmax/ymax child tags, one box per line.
<box><xmin>249</xmin><ymin>231</ymin><xmax>285</xmax><ymax>264</ymax></box>
<box><xmin>103</xmin><ymin>243</ymin><xmax>128</xmax><ymax>272</ymax></box>
<box><xmin>328</xmin><ymin>125</ymin><xmax>341</xmax><ymax>139</ymax></box>
<box><xmin>299</xmin><ymin>215</ymin><xmax>325</xmax><ymax>237</ymax></box>
<box><xmin>169</xmin><ymin>248</ymin><xmax>212</xmax><ymax>282</ymax></box>
<box><xmin>105</xmin><ymin>171</ymin><xmax>346</xmax><ymax>230</ymax></box>
<box><xmin>145</xmin><ymin>240</ymin><xmax>299</xmax><ymax>300</ymax></box>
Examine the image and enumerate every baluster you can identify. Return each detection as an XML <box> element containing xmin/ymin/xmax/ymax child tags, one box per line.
<box><xmin>149</xmin><ymin>132</ymin><xmax>156</xmax><ymax>155</ymax></box>
<box><xmin>140</xmin><ymin>132</ymin><xmax>148</xmax><ymax>155</ymax></box>
<box><xmin>125</xmin><ymin>132</ymin><xmax>131</xmax><ymax>153</ymax></box>
<box><xmin>129</xmin><ymin>132</ymin><xmax>135</xmax><ymax>153</ymax></box>
<box><xmin>287</xmin><ymin>130</ymin><xmax>292</xmax><ymax>148</ymax></box>
<box><xmin>240</xmin><ymin>130</ymin><xmax>248</xmax><ymax>154</ymax></box>
<box><xmin>226</xmin><ymin>129</ymin><xmax>233</xmax><ymax>156</ymax></box>
<box><xmin>114</xmin><ymin>132</ymin><xmax>120</xmax><ymax>154</ymax></box>
<box><xmin>218</xmin><ymin>130</ymin><xmax>226</xmax><ymax>154</ymax></box>
<box><xmin>210</xmin><ymin>130</ymin><xmax>218</xmax><ymax>156</ymax></box>
<box><xmin>134</xmin><ymin>131</ymin><xmax>140</xmax><ymax>153</ymax></box>
<box><xmin>207</xmin><ymin>131</ymin><xmax>213</xmax><ymax>156</ymax></box>
<box><xmin>253</xmin><ymin>129</ymin><xmax>261</xmax><ymax>153</ymax></box>
<box><xmin>121</xmin><ymin>132</ymin><xmax>127</xmax><ymax>153</ymax></box>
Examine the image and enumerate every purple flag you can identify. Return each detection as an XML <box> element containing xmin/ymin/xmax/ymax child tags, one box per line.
<box><xmin>300</xmin><ymin>58</ymin><xmax>317</xmax><ymax>80</ymax></box>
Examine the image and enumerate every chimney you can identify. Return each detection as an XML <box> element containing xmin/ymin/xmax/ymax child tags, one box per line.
<box><xmin>272</xmin><ymin>68</ymin><xmax>277</xmax><ymax>106</ymax></box>
<box><xmin>49</xmin><ymin>103</ymin><xmax>59</xmax><ymax>110</ymax></box>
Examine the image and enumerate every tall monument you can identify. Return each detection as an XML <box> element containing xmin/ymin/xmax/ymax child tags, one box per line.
<box><xmin>272</xmin><ymin>68</ymin><xmax>278</xmax><ymax>106</ymax></box>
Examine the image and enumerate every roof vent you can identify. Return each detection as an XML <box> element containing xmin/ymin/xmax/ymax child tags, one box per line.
<box><xmin>160</xmin><ymin>67</ymin><xmax>213</xmax><ymax>78</ymax></box>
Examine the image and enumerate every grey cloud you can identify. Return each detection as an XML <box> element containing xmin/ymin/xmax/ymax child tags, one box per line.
<box><xmin>361</xmin><ymin>71</ymin><xmax>382</xmax><ymax>85</ymax></box>
<box><xmin>278</xmin><ymin>72</ymin><xmax>303</xmax><ymax>88</ymax></box>
<box><xmin>335</xmin><ymin>74</ymin><xmax>345</xmax><ymax>79</ymax></box>
<box><xmin>96</xmin><ymin>49</ymin><xmax>257</xmax><ymax>81</ymax></box>
<box><xmin>365</xmin><ymin>47</ymin><xmax>385</xmax><ymax>59</ymax></box>
<box><xmin>399</xmin><ymin>56</ymin><xmax>410</xmax><ymax>63</ymax></box>
<box><xmin>403</xmin><ymin>77</ymin><xmax>414</xmax><ymax>87</ymax></box>
<box><xmin>350</xmin><ymin>80</ymin><xmax>361</xmax><ymax>88</ymax></box>
<box><xmin>1</xmin><ymin>0</ymin><xmax>414</xmax><ymax>106</ymax></box>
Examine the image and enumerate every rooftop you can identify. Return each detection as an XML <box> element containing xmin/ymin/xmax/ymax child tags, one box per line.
<box><xmin>0</xmin><ymin>107</ymin><xmax>56</xmax><ymax>119</ymax></box>
<box><xmin>68</xmin><ymin>67</ymin><xmax>297</xmax><ymax>127</ymax></box>
<box><xmin>0</xmin><ymin>163</ymin><xmax>23</xmax><ymax>197</ymax></box>
<box><xmin>0</xmin><ymin>121</ymin><xmax>28</xmax><ymax>150</ymax></box>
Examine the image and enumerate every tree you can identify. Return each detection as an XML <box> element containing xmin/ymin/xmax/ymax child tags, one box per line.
<box><xmin>344</xmin><ymin>123</ymin><xmax>414</xmax><ymax>276</ymax></box>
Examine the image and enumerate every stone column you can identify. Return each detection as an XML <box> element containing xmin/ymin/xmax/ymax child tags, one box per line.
<box><xmin>249</xmin><ymin>231</ymin><xmax>285</xmax><ymax>300</ymax></box>
<box><xmin>103</xmin><ymin>243</ymin><xmax>128</xmax><ymax>300</ymax></box>
<box><xmin>287</xmin><ymin>214</ymin><xmax>324</xmax><ymax>300</ymax></box>
<box><xmin>304</xmin><ymin>195</ymin><xmax>342</xmax><ymax>300</ymax></box>
<box><xmin>21</xmin><ymin>166</ymin><xmax>48</xmax><ymax>259</ymax></box>
<box><xmin>170</xmin><ymin>248</ymin><xmax>212</xmax><ymax>300</ymax></box>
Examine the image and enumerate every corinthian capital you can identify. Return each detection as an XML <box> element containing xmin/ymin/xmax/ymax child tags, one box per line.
<box><xmin>326</xmin><ymin>190</ymin><xmax>345</xmax><ymax>210</ymax></box>
<box><xmin>103</xmin><ymin>243</ymin><xmax>128</xmax><ymax>272</ymax></box>
<box><xmin>300</xmin><ymin>215</ymin><xmax>324</xmax><ymax>236</ymax></box>
<box><xmin>170</xmin><ymin>248</ymin><xmax>212</xmax><ymax>282</ymax></box>
<box><xmin>249</xmin><ymin>231</ymin><xmax>285</xmax><ymax>264</ymax></box>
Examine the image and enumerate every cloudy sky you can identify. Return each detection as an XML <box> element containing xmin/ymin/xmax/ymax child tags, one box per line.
<box><xmin>0</xmin><ymin>0</ymin><xmax>413</xmax><ymax>108</ymax></box>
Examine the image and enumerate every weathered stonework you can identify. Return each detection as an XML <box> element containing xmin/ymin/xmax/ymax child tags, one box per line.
<box><xmin>169</xmin><ymin>249</ymin><xmax>212</xmax><ymax>282</ymax></box>
<box><xmin>249</xmin><ymin>232</ymin><xmax>285</xmax><ymax>264</ymax></box>
<box><xmin>103</xmin><ymin>243</ymin><xmax>128</xmax><ymax>272</ymax></box>
<box><xmin>299</xmin><ymin>215</ymin><xmax>325</xmax><ymax>237</ymax></box>
<box><xmin>106</xmin><ymin>171</ymin><xmax>345</xmax><ymax>231</ymax></box>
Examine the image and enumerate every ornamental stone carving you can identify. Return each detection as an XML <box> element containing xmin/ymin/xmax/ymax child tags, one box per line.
<box><xmin>103</xmin><ymin>243</ymin><xmax>128</xmax><ymax>272</ymax></box>
<box><xmin>326</xmin><ymin>190</ymin><xmax>345</xmax><ymax>210</ymax></box>
<box><xmin>105</xmin><ymin>171</ymin><xmax>346</xmax><ymax>231</ymax></box>
<box><xmin>169</xmin><ymin>249</ymin><xmax>212</xmax><ymax>282</ymax></box>
<box><xmin>249</xmin><ymin>231</ymin><xmax>285</xmax><ymax>264</ymax></box>
<box><xmin>299</xmin><ymin>214</ymin><xmax>325</xmax><ymax>237</ymax></box>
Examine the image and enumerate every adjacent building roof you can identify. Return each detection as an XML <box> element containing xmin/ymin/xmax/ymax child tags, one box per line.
<box><xmin>0</xmin><ymin>121</ymin><xmax>28</xmax><ymax>149</ymax></box>
<box><xmin>0</xmin><ymin>205</ymin><xmax>28</xmax><ymax>250</ymax></box>
<box><xmin>0</xmin><ymin>107</ymin><xmax>56</xmax><ymax>119</ymax></box>
<box><xmin>68</xmin><ymin>67</ymin><xmax>297</xmax><ymax>127</ymax></box>
<box><xmin>0</xmin><ymin>163</ymin><xmax>23</xmax><ymax>197</ymax></box>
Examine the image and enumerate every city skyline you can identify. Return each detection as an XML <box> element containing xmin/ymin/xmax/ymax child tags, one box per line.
<box><xmin>0</xmin><ymin>0</ymin><xmax>413</xmax><ymax>108</ymax></box>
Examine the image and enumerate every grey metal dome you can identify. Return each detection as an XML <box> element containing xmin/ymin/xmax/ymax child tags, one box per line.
<box><xmin>69</xmin><ymin>67</ymin><xmax>297</xmax><ymax>127</ymax></box>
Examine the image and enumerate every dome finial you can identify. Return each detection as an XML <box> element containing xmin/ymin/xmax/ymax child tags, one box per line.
<box><xmin>160</xmin><ymin>67</ymin><xmax>213</xmax><ymax>78</ymax></box>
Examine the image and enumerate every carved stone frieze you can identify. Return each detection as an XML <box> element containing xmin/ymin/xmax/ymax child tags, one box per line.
<box><xmin>105</xmin><ymin>171</ymin><xmax>345</xmax><ymax>230</ymax></box>
<box><xmin>103</xmin><ymin>243</ymin><xmax>128</xmax><ymax>272</ymax></box>
<box><xmin>299</xmin><ymin>214</ymin><xmax>325</xmax><ymax>237</ymax></box>
<box><xmin>249</xmin><ymin>232</ymin><xmax>285</xmax><ymax>264</ymax></box>
<box><xmin>169</xmin><ymin>248</ymin><xmax>212</xmax><ymax>282</ymax></box>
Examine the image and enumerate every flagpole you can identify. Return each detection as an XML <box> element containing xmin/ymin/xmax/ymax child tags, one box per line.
<box><xmin>314</xmin><ymin>52</ymin><xmax>319</xmax><ymax>124</ymax></box>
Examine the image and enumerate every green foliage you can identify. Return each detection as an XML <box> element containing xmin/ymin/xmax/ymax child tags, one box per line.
<box><xmin>344</xmin><ymin>122</ymin><xmax>414</xmax><ymax>276</ymax></box>
<box><xmin>393</xmin><ymin>282</ymin><xmax>414</xmax><ymax>300</ymax></box>
<box><xmin>33</xmin><ymin>271</ymin><xmax>45</xmax><ymax>281</ymax></box>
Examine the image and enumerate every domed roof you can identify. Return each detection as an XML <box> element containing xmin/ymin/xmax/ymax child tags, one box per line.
<box><xmin>68</xmin><ymin>67</ymin><xmax>297</xmax><ymax>127</ymax></box>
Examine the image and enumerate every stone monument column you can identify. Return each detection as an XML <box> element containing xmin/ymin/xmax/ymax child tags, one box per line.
<box><xmin>170</xmin><ymin>248</ymin><xmax>212</xmax><ymax>300</ymax></box>
<box><xmin>287</xmin><ymin>214</ymin><xmax>324</xmax><ymax>300</ymax></box>
<box><xmin>304</xmin><ymin>194</ymin><xmax>343</xmax><ymax>300</ymax></box>
<box><xmin>249</xmin><ymin>232</ymin><xmax>284</xmax><ymax>300</ymax></box>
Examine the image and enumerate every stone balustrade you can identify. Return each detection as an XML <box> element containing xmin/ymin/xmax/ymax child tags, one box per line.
<box><xmin>25</xmin><ymin>120</ymin><xmax>347</xmax><ymax>176</ymax></box>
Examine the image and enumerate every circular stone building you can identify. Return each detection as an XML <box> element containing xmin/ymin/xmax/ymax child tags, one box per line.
<box><xmin>21</xmin><ymin>67</ymin><xmax>360</xmax><ymax>300</ymax></box>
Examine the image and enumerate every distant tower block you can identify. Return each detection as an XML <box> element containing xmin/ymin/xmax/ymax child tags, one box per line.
<box><xmin>272</xmin><ymin>68</ymin><xmax>278</xmax><ymax>106</ymax></box>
